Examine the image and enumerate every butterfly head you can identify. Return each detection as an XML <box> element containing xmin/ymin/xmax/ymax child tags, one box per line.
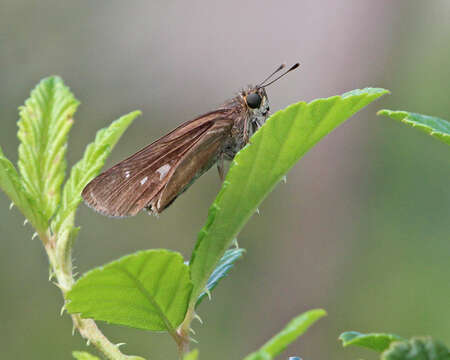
<box><xmin>243</xmin><ymin>87</ymin><xmax>270</xmax><ymax>118</ymax></box>
<box><xmin>242</xmin><ymin>62</ymin><xmax>300</xmax><ymax>126</ymax></box>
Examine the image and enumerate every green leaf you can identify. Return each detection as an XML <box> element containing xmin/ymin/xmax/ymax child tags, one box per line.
<box><xmin>243</xmin><ymin>354</ymin><xmax>270</xmax><ymax>360</ymax></box>
<box><xmin>72</xmin><ymin>351</ymin><xmax>101</xmax><ymax>360</ymax></box>
<box><xmin>0</xmin><ymin>147</ymin><xmax>46</xmax><ymax>231</ymax></box>
<box><xmin>243</xmin><ymin>309</ymin><xmax>326</xmax><ymax>360</ymax></box>
<box><xmin>183</xmin><ymin>349</ymin><xmax>199</xmax><ymax>360</ymax></box>
<box><xmin>189</xmin><ymin>88</ymin><xmax>388</xmax><ymax>305</ymax></box>
<box><xmin>17</xmin><ymin>76</ymin><xmax>79</xmax><ymax>222</ymax></box>
<box><xmin>67</xmin><ymin>250</ymin><xmax>193</xmax><ymax>333</ymax></box>
<box><xmin>339</xmin><ymin>331</ymin><xmax>405</xmax><ymax>352</ymax></box>
<box><xmin>51</xmin><ymin>110</ymin><xmax>140</xmax><ymax>237</ymax></box>
<box><xmin>378</xmin><ymin>109</ymin><xmax>450</xmax><ymax>146</ymax></box>
<box><xmin>196</xmin><ymin>247</ymin><xmax>245</xmax><ymax>307</ymax></box>
<box><xmin>382</xmin><ymin>337</ymin><xmax>450</xmax><ymax>360</ymax></box>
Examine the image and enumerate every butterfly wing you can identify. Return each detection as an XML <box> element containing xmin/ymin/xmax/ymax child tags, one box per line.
<box><xmin>81</xmin><ymin>111</ymin><xmax>233</xmax><ymax>217</ymax></box>
<box><xmin>154</xmin><ymin>118</ymin><xmax>233</xmax><ymax>212</ymax></box>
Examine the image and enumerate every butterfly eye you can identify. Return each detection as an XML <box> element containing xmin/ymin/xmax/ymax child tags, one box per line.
<box><xmin>246</xmin><ymin>93</ymin><xmax>262</xmax><ymax>109</ymax></box>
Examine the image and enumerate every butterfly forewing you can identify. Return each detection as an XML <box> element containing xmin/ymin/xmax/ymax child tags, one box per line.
<box><xmin>156</xmin><ymin>120</ymin><xmax>233</xmax><ymax>210</ymax></box>
<box><xmin>82</xmin><ymin>111</ymin><xmax>234</xmax><ymax>217</ymax></box>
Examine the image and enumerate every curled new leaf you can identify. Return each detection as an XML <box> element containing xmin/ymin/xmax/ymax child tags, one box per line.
<box><xmin>67</xmin><ymin>250</ymin><xmax>193</xmax><ymax>333</ymax></box>
<box><xmin>196</xmin><ymin>247</ymin><xmax>245</xmax><ymax>307</ymax></box>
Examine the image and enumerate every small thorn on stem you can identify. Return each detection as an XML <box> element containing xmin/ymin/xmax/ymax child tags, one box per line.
<box><xmin>72</xmin><ymin>324</ymin><xmax>76</xmax><ymax>336</ymax></box>
<box><xmin>194</xmin><ymin>312</ymin><xmax>204</xmax><ymax>325</ymax></box>
<box><xmin>23</xmin><ymin>219</ymin><xmax>28</xmax><ymax>226</ymax></box>
<box><xmin>60</xmin><ymin>304</ymin><xmax>66</xmax><ymax>316</ymax></box>
<box><xmin>32</xmin><ymin>232</ymin><xmax>38</xmax><ymax>240</ymax></box>
<box><xmin>189</xmin><ymin>337</ymin><xmax>199</xmax><ymax>344</ymax></box>
<box><xmin>9</xmin><ymin>202</ymin><xmax>14</xmax><ymax>210</ymax></box>
<box><xmin>232</xmin><ymin>238</ymin><xmax>239</xmax><ymax>248</ymax></box>
<box><xmin>205</xmin><ymin>288</ymin><xmax>212</xmax><ymax>301</ymax></box>
<box><xmin>255</xmin><ymin>207</ymin><xmax>260</xmax><ymax>215</ymax></box>
<box><xmin>86</xmin><ymin>339</ymin><xmax>91</xmax><ymax>346</ymax></box>
<box><xmin>189</xmin><ymin>328</ymin><xmax>196</xmax><ymax>335</ymax></box>
<box><xmin>282</xmin><ymin>175</ymin><xmax>287</xmax><ymax>184</ymax></box>
<box><xmin>115</xmin><ymin>343</ymin><xmax>126</xmax><ymax>348</ymax></box>
<box><xmin>51</xmin><ymin>281</ymin><xmax>67</xmax><ymax>292</ymax></box>
<box><xmin>49</xmin><ymin>269</ymin><xmax>55</xmax><ymax>281</ymax></box>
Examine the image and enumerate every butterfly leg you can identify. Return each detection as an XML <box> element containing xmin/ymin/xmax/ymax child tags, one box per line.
<box><xmin>217</xmin><ymin>153</ymin><xmax>225</xmax><ymax>181</ymax></box>
<box><xmin>243</xmin><ymin>116</ymin><xmax>250</xmax><ymax>144</ymax></box>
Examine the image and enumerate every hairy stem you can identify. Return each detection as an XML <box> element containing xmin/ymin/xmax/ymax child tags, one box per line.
<box><xmin>72</xmin><ymin>316</ymin><xmax>137</xmax><ymax>360</ymax></box>
<box><xmin>43</xmin><ymin>232</ymin><xmax>144</xmax><ymax>360</ymax></box>
<box><xmin>176</xmin><ymin>306</ymin><xmax>196</xmax><ymax>359</ymax></box>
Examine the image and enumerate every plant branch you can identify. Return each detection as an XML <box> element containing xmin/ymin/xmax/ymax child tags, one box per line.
<box><xmin>0</xmin><ymin>78</ymin><xmax>144</xmax><ymax>359</ymax></box>
<box><xmin>43</xmin><ymin>232</ymin><xmax>145</xmax><ymax>360</ymax></box>
<box><xmin>176</xmin><ymin>306</ymin><xmax>196</xmax><ymax>358</ymax></box>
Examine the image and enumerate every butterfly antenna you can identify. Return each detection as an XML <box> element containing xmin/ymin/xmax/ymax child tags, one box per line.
<box><xmin>257</xmin><ymin>63</ymin><xmax>286</xmax><ymax>87</ymax></box>
<box><xmin>260</xmin><ymin>62</ymin><xmax>300</xmax><ymax>87</ymax></box>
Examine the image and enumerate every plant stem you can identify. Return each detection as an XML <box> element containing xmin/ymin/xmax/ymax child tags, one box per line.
<box><xmin>43</xmin><ymin>232</ymin><xmax>143</xmax><ymax>360</ymax></box>
<box><xmin>176</xmin><ymin>306</ymin><xmax>196</xmax><ymax>359</ymax></box>
<box><xmin>72</xmin><ymin>315</ymin><xmax>138</xmax><ymax>360</ymax></box>
<box><xmin>175</xmin><ymin>327</ymin><xmax>190</xmax><ymax>359</ymax></box>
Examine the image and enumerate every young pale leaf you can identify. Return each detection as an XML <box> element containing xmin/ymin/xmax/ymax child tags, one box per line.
<box><xmin>183</xmin><ymin>349</ymin><xmax>199</xmax><ymax>360</ymax></box>
<box><xmin>0</xmin><ymin>147</ymin><xmax>46</xmax><ymax>231</ymax></box>
<box><xmin>196</xmin><ymin>247</ymin><xmax>245</xmax><ymax>307</ymax></box>
<box><xmin>243</xmin><ymin>309</ymin><xmax>326</xmax><ymax>360</ymax></box>
<box><xmin>72</xmin><ymin>351</ymin><xmax>101</xmax><ymax>360</ymax></box>
<box><xmin>189</xmin><ymin>88</ymin><xmax>388</xmax><ymax>305</ymax></box>
<box><xmin>51</xmin><ymin>110</ymin><xmax>140</xmax><ymax>237</ymax></box>
<box><xmin>17</xmin><ymin>76</ymin><xmax>79</xmax><ymax>222</ymax></box>
<box><xmin>378</xmin><ymin>110</ymin><xmax>450</xmax><ymax>146</ymax></box>
<box><xmin>67</xmin><ymin>250</ymin><xmax>193</xmax><ymax>333</ymax></box>
<box><xmin>382</xmin><ymin>338</ymin><xmax>450</xmax><ymax>360</ymax></box>
<box><xmin>339</xmin><ymin>331</ymin><xmax>405</xmax><ymax>352</ymax></box>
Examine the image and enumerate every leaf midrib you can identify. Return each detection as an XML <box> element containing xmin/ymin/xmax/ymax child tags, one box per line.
<box><xmin>115</xmin><ymin>265</ymin><xmax>176</xmax><ymax>335</ymax></box>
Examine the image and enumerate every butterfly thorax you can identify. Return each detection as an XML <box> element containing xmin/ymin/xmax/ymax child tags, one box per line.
<box><xmin>220</xmin><ymin>86</ymin><xmax>270</xmax><ymax>160</ymax></box>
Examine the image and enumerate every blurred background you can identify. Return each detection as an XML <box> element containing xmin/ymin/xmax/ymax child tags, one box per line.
<box><xmin>1</xmin><ymin>1</ymin><xmax>449</xmax><ymax>359</ymax></box>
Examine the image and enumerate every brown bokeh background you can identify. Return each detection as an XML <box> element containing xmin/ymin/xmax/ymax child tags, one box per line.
<box><xmin>1</xmin><ymin>1</ymin><xmax>449</xmax><ymax>359</ymax></box>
